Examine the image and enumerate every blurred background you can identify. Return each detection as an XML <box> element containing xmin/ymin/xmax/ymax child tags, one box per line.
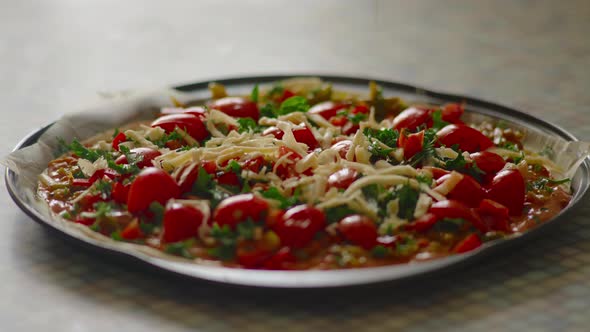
<box><xmin>1</xmin><ymin>1</ymin><xmax>590</xmax><ymax>331</ymax></box>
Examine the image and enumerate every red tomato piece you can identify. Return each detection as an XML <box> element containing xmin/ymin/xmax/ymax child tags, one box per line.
<box><xmin>278</xmin><ymin>89</ymin><xmax>295</xmax><ymax>103</ymax></box>
<box><xmin>429</xmin><ymin>200</ymin><xmax>488</xmax><ymax>233</ymax></box>
<box><xmin>337</xmin><ymin>215</ymin><xmax>378</xmax><ymax>249</ymax></box>
<box><xmin>404</xmin><ymin>212</ymin><xmax>439</xmax><ymax>232</ymax></box>
<box><xmin>308</xmin><ymin>101</ymin><xmax>348</xmax><ymax>120</ymax></box>
<box><xmin>477</xmin><ymin>199</ymin><xmax>510</xmax><ymax>232</ymax></box>
<box><xmin>263</xmin><ymin>126</ymin><xmax>319</xmax><ymax>150</ymax></box>
<box><xmin>485</xmin><ymin>169</ymin><xmax>525</xmax><ymax>216</ymax></box>
<box><xmin>275</xmin><ymin>146</ymin><xmax>302</xmax><ymax>179</ymax></box>
<box><xmin>436</xmin><ymin>124</ymin><xmax>494</xmax><ymax>152</ymax></box>
<box><xmin>453</xmin><ymin>233</ymin><xmax>482</xmax><ymax>253</ymax></box>
<box><xmin>127</xmin><ymin>167</ymin><xmax>180</xmax><ymax>213</ymax></box>
<box><xmin>422</xmin><ymin>166</ymin><xmax>450</xmax><ymax>180</ymax></box>
<box><xmin>79</xmin><ymin>194</ymin><xmax>104</xmax><ymax>211</ymax></box>
<box><xmin>441</xmin><ymin>103</ymin><xmax>464</xmax><ymax>123</ymax></box>
<box><xmin>111</xmin><ymin>132</ymin><xmax>127</xmax><ymax>151</ymax></box>
<box><xmin>329</xmin><ymin>116</ymin><xmax>348</xmax><ymax>127</ymax></box>
<box><xmin>399</xmin><ymin>130</ymin><xmax>425</xmax><ymax>160</ymax></box>
<box><xmin>351</xmin><ymin>104</ymin><xmax>369</xmax><ymax>114</ymax></box>
<box><xmin>470</xmin><ymin>151</ymin><xmax>506</xmax><ymax>174</ymax></box>
<box><xmin>330</xmin><ymin>140</ymin><xmax>352</xmax><ymax>159</ymax></box>
<box><xmin>88</xmin><ymin>168</ymin><xmax>118</xmax><ymax>184</ymax></box>
<box><xmin>115</xmin><ymin>147</ymin><xmax>162</xmax><ymax>169</ymax></box>
<box><xmin>121</xmin><ymin>219</ymin><xmax>143</xmax><ymax>240</ymax></box>
<box><xmin>209</xmin><ymin>97</ymin><xmax>260</xmax><ymax>120</ymax></box>
<box><xmin>161</xmin><ymin>202</ymin><xmax>205</xmax><ymax>243</ymax></box>
<box><xmin>327</xmin><ymin>168</ymin><xmax>358</xmax><ymax>190</ymax></box>
<box><xmin>151</xmin><ymin>113</ymin><xmax>209</xmax><ymax>141</ymax></box>
<box><xmin>217</xmin><ymin>171</ymin><xmax>241</xmax><ymax>187</ymax></box>
<box><xmin>236</xmin><ymin>246</ymin><xmax>272</xmax><ymax>269</ymax></box>
<box><xmin>437</xmin><ymin>174</ymin><xmax>483</xmax><ymax>207</ymax></box>
<box><xmin>392</xmin><ymin>107</ymin><xmax>431</xmax><ymax>131</ymax></box>
<box><xmin>74</xmin><ymin>216</ymin><xmax>95</xmax><ymax>226</ymax></box>
<box><xmin>242</xmin><ymin>156</ymin><xmax>265</xmax><ymax>173</ymax></box>
<box><xmin>263</xmin><ymin>247</ymin><xmax>297</xmax><ymax>270</ymax></box>
<box><xmin>213</xmin><ymin>194</ymin><xmax>269</xmax><ymax>229</ymax></box>
<box><xmin>273</xmin><ymin>205</ymin><xmax>326</xmax><ymax>248</ymax></box>
<box><xmin>112</xmin><ymin>181</ymin><xmax>130</xmax><ymax>204</ymax></box>
<box><xmin>342</xmin><ymin>121</ymin><xmax>360</xmax><ymax>135</ymax></box>
<box><xmin>182</xmin><ymin>106</ymin><xmax>208</xmax><ymax>119</ymax></box>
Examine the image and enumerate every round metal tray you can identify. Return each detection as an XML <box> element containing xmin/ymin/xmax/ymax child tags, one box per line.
<box><xmin>6</xmin><ymin>75</ymin><xmax>590</xmax><ymax>288</ymax></box>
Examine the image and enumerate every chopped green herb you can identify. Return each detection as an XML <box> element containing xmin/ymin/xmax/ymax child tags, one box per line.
<box><xmin>371</xmin><ymin>245</ymin><xmax>389</xmax><ymax>258</ymax></box>
<box><xmin>250</xmin><ymin>84</ymin><xmax>259</xmax><ymax>103</ymax></box>
<box><xmin>260</xmin><ymin>103</ymin><xmax>277</xmax><ymax>118</ymax></box>
<box><xmin>261</xmin><ymin>186</ymin><xmax>298</xmax><ymax>209</ymax></box>
<box><xmin>278</xmin><ymin>96</ymin><xmax>310</xmax><ymax>115</ymax></box>
<box><xmin>150</xmin><ymin>131</ymin><xmax>184</xmax><ymax>148</ymax></box>
<box><xmin>266</xmin><ymin>85</ymin><xmax>284</xmax><ymax>100</ymax></box>
<box><xmin>431</xmin><ymin>110</ymin><xmax>449</xmax><ymax>130</ymax></box>
<box><xmin>395</xmin><ymin>237</ymin><xmax>418</xmax><ymax>256</ymax></box>
<box><xmin>111</xmin><ymin>231</ymin><xmax>123</xmax><ymax>241</ymax></box>
<box><xmin>192</xmin><ymin>167</ymin><xmax>214</xmax><ymax>194</ymax></box>
<box><xmin>62</xmin><ymin>139</ymin><xmax>102</xmax><ymax>162</ymax></box>
<box><xmin>93</xmin><ymin>180</ymin><xmax>112</xmax><ymax>199</ymax></box>
<box><xmin>94</xmin><ymin>201</ymin><xmax>114</xmax><ymax>219</ymax></box>
<box><xmin>139</xmin><ymin>221</ymin><xmax>156</xmax><ymax>235</ymax></box>
<box><xmin>165</xmin><ymin>239</ymin><xmax>195</xmax><ymax>259</ymax></box>
<box><xmin>498</xmin><ymin>141</ymin><xmax>519</xmax><ymax>152</ymax></box>
<box><xmin>407</xmin><ymin>129</ymin><xmax>438</xmax><ymax>167</ymax></box>
<box><xmin>237</xmin><ymin>117</ymin><xmax>261</xmax><ymax>133</ymax></box>
<box><xmin>396</xmin><ymin>184</ymin><xmax>420</xmax><ymax>220</ymax></box>
<box><xmin>209</xmin><ymin>223</ymin><xmax>237</xmax><ymax>260</ymax></box>
<box><xmin>148</xmin><ymin>202</ymin><xmax>165</xmax><ymax>224</ymax></box>
<box><xmin>236</xmin><ymin>220</ymin><xmax>258</xmax><ymax>240</ymax></box>
<box><xmin>348</xmin><ymin>113</ymin><xmax>367</xmax><ymax>124</ymax></box>
<box><xmin>416</xmin><ymin>174</ymin><xmax>433</xmax><ymax>186</ymax></box>
<box><xmin>324</xmin><ymin>204</ymin><xmax>357</xmax><ymax>223</ymax></box>
<box><xmin>527</xmin><ymin>177</ymin><xmax>570</xmax><ymax>193</ymax></box>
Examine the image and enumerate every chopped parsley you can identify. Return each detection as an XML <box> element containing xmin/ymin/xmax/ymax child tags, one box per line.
<box><xmin>93</xmin><ymin>180</ymin><xmax>112</xmax><ymax>199</ymax></box>
<box><xmin>277</xmin><ymin>96</ymin><xmax>310</xmax><ymax>115</ymax></box>
<box><xmin>150</xmin><ymin>131</ymin><xmax>184</xmax><ymax>148</ymax></box>
<box><xmin>395</xmin><ymin>184</ymin><xmax>420</xmax><ymax>220</ymax></box>
<box><xmin>371</xmin><ymin>245</ymin><xmax>389</xmax><ymax>258</ymax></box>
<box><xmin>250</xmin><ymin>84</ymin><xmax>259</xmax><ymax>103</ymax></box>
<box><xmin>324</xmin><ymin>204</ymin><xmax>357</xmax><ymax>224</ymax></box>
<box><xmin>261</xmin><ymin>186</ymin><xmax>298</xmax><ymax>209</ymax></box>
<box><xmin>498</xmin><ymin>141</ymin><xmax>519</xmax><ymax>152</ymax></box>
<box><xmin>148</xmin><ymin>202</ymin><xmax>165</xmax><ymax>224</ymax></box>
<box><xmin>363</xmin><ymin>128</ymin><xmax>399</xmax><ymax>160</ymax></box>
<box><xmin>442</xmin><ymin>151</ymin><xmax>486</xmax><ymax>181</ymax></box>
<box><xmin>165</xmin><ymin>239</ymin><xmax>195</xmax><ymax>259</ymax></box>
<box><xmin>431</xmin><ymin>110</ymin><xmax>449</xmax><ymax>130</ymax></box>
<box><xmin>209</xmin><ymin>223</ymin><xmax>238</xmax><ymax>260</ymax></box>
<box><xmin>260</xmin><ymin>103</ymin><xmax>278</xmax><ymax>118</ymax></box>
<box><xmin>527</xmin><ymin>177</ymin><xmax>570</xmax><ymax>193</ymax></box>
<box><xmin>237</xmin><ymin>118</ymin><xmax>261</xmax><ymax>133</ymax></box>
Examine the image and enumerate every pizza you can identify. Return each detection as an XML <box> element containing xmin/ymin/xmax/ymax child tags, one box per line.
<box><xmin>38</xmin><ymin>78</ymin><xmax>572</xmax><ymax>270</ymax></box>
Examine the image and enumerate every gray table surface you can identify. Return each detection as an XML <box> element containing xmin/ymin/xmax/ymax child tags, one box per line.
<box><xmin>1</xmin><ymin>1</ymin><xmax>589</xmax><ymax>331</ymax></box>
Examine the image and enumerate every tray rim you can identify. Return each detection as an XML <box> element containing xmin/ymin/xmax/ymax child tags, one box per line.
<box><xmin>5</xmin><ymin>74</ymin><xmax>590</xmax><ymax>288</ymax></box>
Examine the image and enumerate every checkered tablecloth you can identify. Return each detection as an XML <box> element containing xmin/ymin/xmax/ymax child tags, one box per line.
<box><xmin>1</xmin><ymin>1</ymin><xmax>589</xmax><ymax>331</ymax></box>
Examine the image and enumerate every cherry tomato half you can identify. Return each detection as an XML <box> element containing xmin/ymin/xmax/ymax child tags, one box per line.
<box><xmin>273</xmin><ymin>205</ymin><xmax>326</xmax><ymax>248</ymax></box>
<box><xmin>263</xmin><ymin>126</ymin><xmax>319</xmax><ymax>150</ymax></box>
<box><xmin>337</xmin><ymin>215</ymin><xmax>378</xmax><ymax>249</ymax></box>
<box><xmin>209</xmin><ymin>97</ymin><xmax>260</xmax><ymax>120</ymax></box>
<box><xmin>161</xmin><ymin>202</ymin><xmax>206</xmax><ymax>243</ymax></box>
<box><xmin>392</xmin><ymin>107</ymin><xmax>431</xmax><ymax>131</ymax></box>
<box><xmin>121</xmin><ymin>219</ymin><xmax>143</xmax><ymax>240</ymax></box>
<box><xmin>441</xmin><ymin>103</ymin><xmax>464</xmax><ymax>123</ymax></box>
<box><xmin>111</xmin><ymin>132</ymin><xmax>127</xmax><ymax>151</ymax></box>
<box><xmin>485</xmin><ymin>169</ymin><xmax>525</xmax><ymax>216</ymax></box>
<box><xmin>477</xmin><ymin>198</ymin><xmax>510</xmax><ymax>232</ymax></box>
<box><xmin>437</xmin><ymin>173</ymin><xmax>483</xmax><ymax>207</ymax></box>
<box><xmin>436</xmin><ymin>124</ymin><xmax>494</xmax><ymax>152</ymax></box>
<box><xmin>115</xmin><ymin>147</ymin><xmax>161</xmax><ymax>169</ymax></box>
<box><xmin>453</xmin><ymin>233</ymin><xmax>482</xmax><ymax>253</ymax></box>
<box><xmin>151</xmin><ymin>113</ymin><xmax>209</xmax><ymax>141</ymax></box>
<box><xmin>213</xmin><ymin>194</ymin><xmax>269</xmax><ymax>229</ymax></box>
<box><xmin>398</xmin><ymin>129</ymin><xmax>425</xmax><ymax>160</ymax></box>
<box><xmin>327</xmin><ymin>168</ymin><xmax>358</xmax><ymax>190</ymax></box>
<box><xmin>429</xmin><ymin>200</ymin><xmax>488</xmax><ymax>233</ymax></box>
<box><xmin>330</xmin><ymin>140</ymin><xmax>352</xmax><ymax>159</ymax></box>
<box><xmin>127</xmin><ymin>167</ymin><xmax>180</xmax><ymax>213</ymax></box>
<box><xmin>308</xmin><ymin>101</ymin><xmax>348</xmax><ymax>120</ymax></box>
<box><xmin>470</xmin><ymin>151</ymin><xmax>506</xmax><ymax>174</ymax></box>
